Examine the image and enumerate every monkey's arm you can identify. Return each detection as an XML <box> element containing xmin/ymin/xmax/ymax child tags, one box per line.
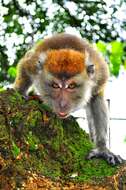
<box><xmin>86</xmin><ymin>94</ymin><xmax>123</xmax><ymax>165</ymax></box>
<box><xmin>13</xmin><ymin>51</ymin><xmax>39</xmax><ymax>95</ymax></box>
<box><xmin>13</xmin><ymin>61</ymin><xmax>32</xmax><ymax>95</ymax></box>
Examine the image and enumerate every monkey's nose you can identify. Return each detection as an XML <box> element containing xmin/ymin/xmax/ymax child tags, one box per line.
<box><xmin>60</xmin><ymin>99</ymin><xmax>68</xmax><ymax>109</ymax></box>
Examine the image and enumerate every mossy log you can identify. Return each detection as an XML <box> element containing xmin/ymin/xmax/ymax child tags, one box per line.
<box><xmin>0</xmin><ymin>89</ymin><xmax>126</xmax><ymax>190</ymax></box>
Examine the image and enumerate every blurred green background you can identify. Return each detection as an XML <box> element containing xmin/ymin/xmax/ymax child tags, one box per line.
<box><xmin>0</xmin><ymin>0</ymin><xmax>126</xmax><ymax>87</ymax></box>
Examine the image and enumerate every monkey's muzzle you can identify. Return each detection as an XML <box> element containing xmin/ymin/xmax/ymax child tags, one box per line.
<box><xmin>57</xmin><ymin>112</ymin><xmax>69</xmax><ymax>119</ymax></box>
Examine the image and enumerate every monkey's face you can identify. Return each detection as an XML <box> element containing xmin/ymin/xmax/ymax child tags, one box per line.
<box><xmin>34</xmin><ymin>71</ymin><xmax>94</xmax><ymax>119</ymax></box>
<box><xmin>34</xmin><ymin>49</ymin><xmax>95</xmax><ymax>118</ymax></box>
<box><xmin>46</xmin><ymin>77</ymin><xmax>84</xmax><ymax>119</ymax></box>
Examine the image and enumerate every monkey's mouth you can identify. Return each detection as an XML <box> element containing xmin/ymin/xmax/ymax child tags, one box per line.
<box><xmin>57</xmin><ymin>112</ymin><xmax>69</xmax><ymax>119</ymax></box>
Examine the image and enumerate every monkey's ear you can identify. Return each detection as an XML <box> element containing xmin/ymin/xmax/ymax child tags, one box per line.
<box><xmin>37</xmin><ymin>52</ymin><xmax>47</xmax><ymax>70</ymax></box>
<box><xmin>85</xmin><ymin>51</ymin><xmax>95</xmax><ymax>77</ymax></box>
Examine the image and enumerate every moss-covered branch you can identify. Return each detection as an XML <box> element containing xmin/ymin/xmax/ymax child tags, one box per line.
<box><xmin>0</xmin><ymin>89</ymin><xmax>126</xmax><ymax>189</ymax></box>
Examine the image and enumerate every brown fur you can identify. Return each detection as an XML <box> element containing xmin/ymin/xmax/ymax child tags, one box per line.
<box><xmin>35</xmin><ymin>33</ymin><xmax>85</xmax><ymax>52</ymax></box>
<box><xmin>44</xmin><ymin>49</ymin><xmax>85</xmax><ymax>75</ymax></box>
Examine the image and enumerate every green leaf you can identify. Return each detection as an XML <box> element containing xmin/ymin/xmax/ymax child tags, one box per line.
<box><xmin>109</xmin><ymin>41</ymin><xmax>124</xmax><ymax>76</ymax></box>
<box><xmin>11</xmin><ymin>141</ymin><xmax>20</xmax><ymax>158</ymax></box>
<box><xmin>110</xmin><ymin>41</ymin><xmax>123</xmax><ymax>55</ymax></box>
<box><xmin>124</xmin><ymin>60</ymin><xmax>126</xmax><ymax>70</ymax></box>
<box><xmin>8</xmin><ymin>67</ymin><xmax>17</xmax><ymax>78</ymax></box>
<box><xmin>96</xmin><ymin>41</ymin><xmax>107</xmax><ymax>55</ymax></box>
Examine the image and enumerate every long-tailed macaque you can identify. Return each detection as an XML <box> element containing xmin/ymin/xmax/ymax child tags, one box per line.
<box><xmin>13</xmin><ymin>33</ymin><xmax>123</xmax><ymax>165</ymax></box>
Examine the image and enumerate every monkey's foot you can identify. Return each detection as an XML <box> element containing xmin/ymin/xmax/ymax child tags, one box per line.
<box><xmin>87</xmin><ymin>148</ymin><xmax>124</xmax><ymax>165</ymax></box>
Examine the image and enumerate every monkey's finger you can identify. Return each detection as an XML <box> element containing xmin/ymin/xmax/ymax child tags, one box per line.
<box><xmin>86</xmin><ymin>149</ymin><xmax>124</xmax><ymax>165</ymax></box>
<box><xmin>106</xmin><ymin>154</ymin><xmax>124</xmax><ymax>165</ymax></box>
<box><xmin>101</xmin><ymin>152</ymin><xmax>124</xmax><ymax>165</ymax></box>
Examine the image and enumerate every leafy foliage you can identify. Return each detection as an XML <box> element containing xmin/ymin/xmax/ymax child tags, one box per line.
<box><xmin>96</xmin><ymin>41</ymin><xmax>126</xmax><ymax>76</ymax></box>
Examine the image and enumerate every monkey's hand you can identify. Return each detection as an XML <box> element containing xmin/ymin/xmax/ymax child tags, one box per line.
<box><xmin>87</xmin><ymin>148</ymin><xmax>124</xmax><ymax>165</ymax></box>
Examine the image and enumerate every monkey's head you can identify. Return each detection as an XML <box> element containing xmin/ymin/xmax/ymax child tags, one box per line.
<box><xmin>34</xmin><ymin>48</ymin><xmax>95</xmax><ymax>119</ymax></box>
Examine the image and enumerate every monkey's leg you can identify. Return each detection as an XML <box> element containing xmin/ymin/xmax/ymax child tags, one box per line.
<box><xmin>86</xmin><ymin>95</ymin><xmax>123</xmax><ymax>165</ymax></box>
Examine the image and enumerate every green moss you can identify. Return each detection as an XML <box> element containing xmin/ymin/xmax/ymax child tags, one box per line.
<box><xmin>8</xmin><ymin>90</ymin><xmax>25</xmax><ymax>105</ymax></box>
<box><xmin>0</xmin><ymin>90</ymin><xmax>120</xmax><ymax>183</ymax></box>
<box><xmin>26</xmin><ymin>131</ymin><xmax>40</xmax><ymax>151</ymax></box>
<box><xmin>47</xmin><ymin>118</ymin><xmax>64</xmax><ymax>151</ymax></box>
<box><xmin>26</xmin><ymin>110</ymin><xmax>42</xmax><ymax>128</ymax></box>
<box><xmin>10</xmin><ymin>112</ymin><xmax>24</xmax><ymax>127</ymax></box>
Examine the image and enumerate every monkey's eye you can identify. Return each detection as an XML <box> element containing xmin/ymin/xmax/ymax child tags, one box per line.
<box><xmin>52</xmin><ymin>82</ymin><xmax>60</xmax><ymax>89</ymax></box>
<box><xmin>68</xmin><ymin>83</ymin><xmax>76</xmax><ymax>89</ymax></box>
